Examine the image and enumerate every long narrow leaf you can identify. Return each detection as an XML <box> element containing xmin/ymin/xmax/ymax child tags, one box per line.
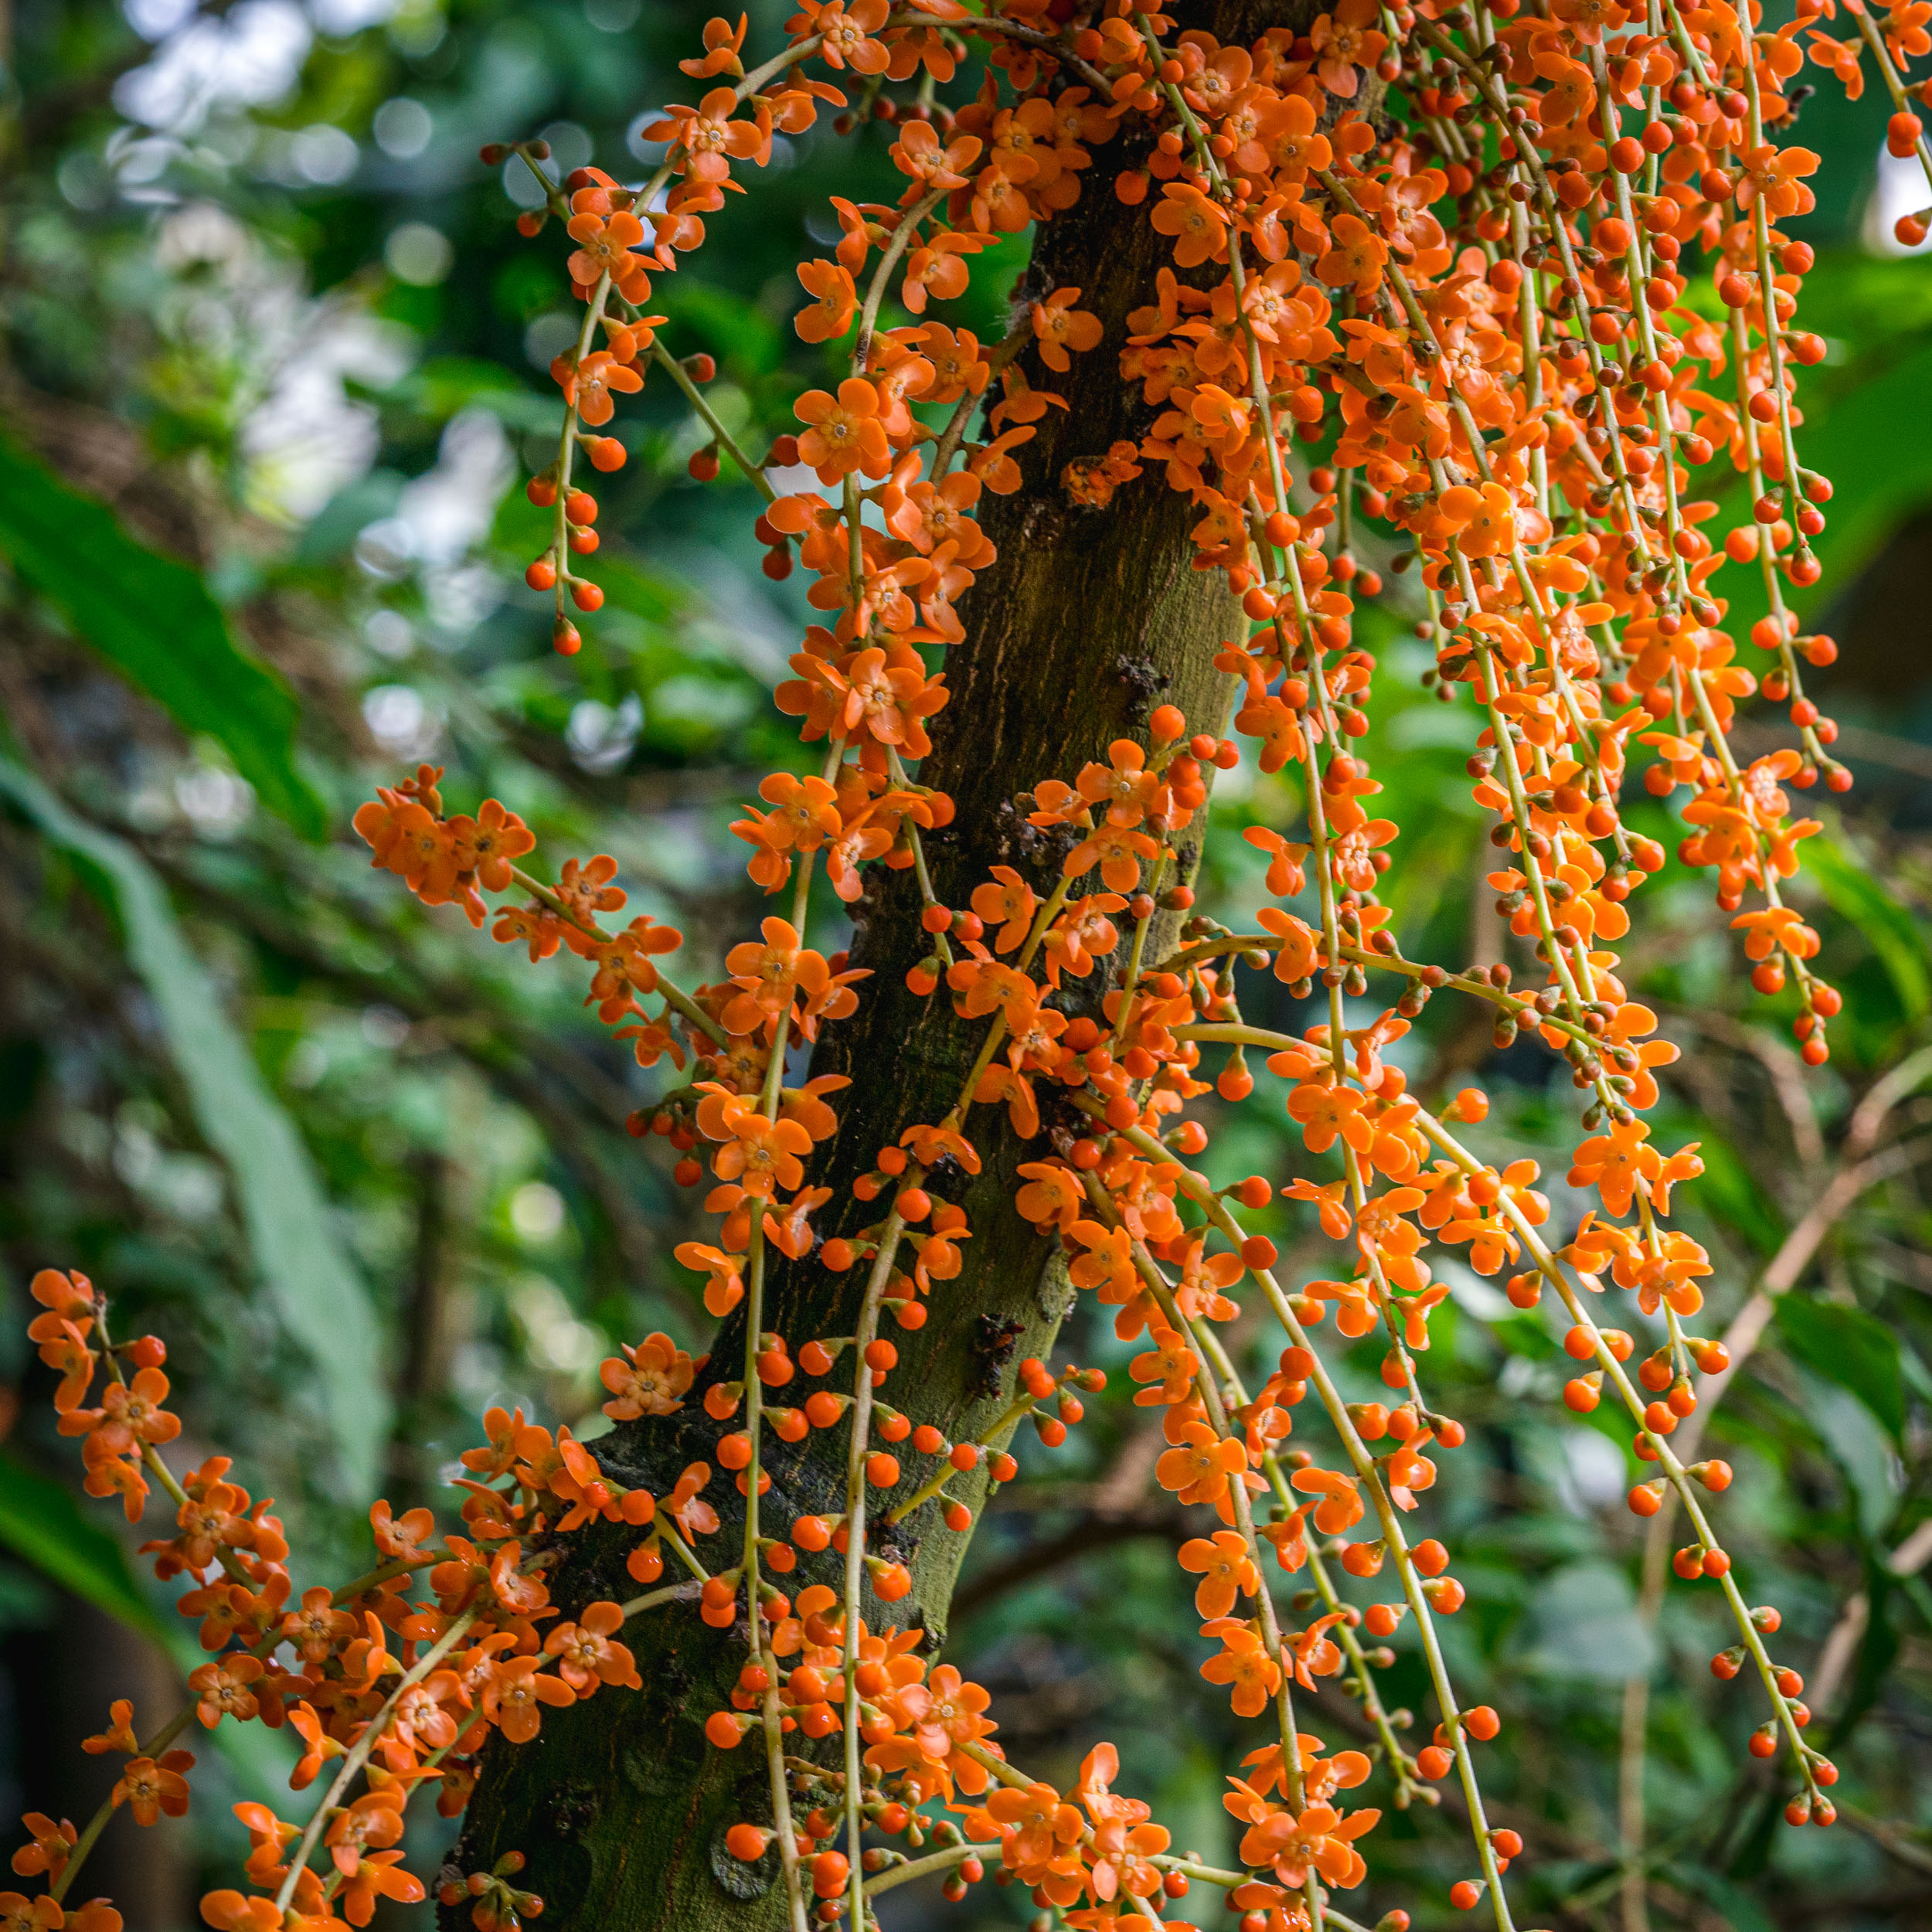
<box><xmin>1715</xmin><ymin>336</ymin><xmax>1932</xmax><ymax>634</ymax></box>
<box><xmin>0</xmin><ymin>757</ymin><xmax>389</xmax><ymax>1495</ymax></box>
<box><xmin>0</xmin><ymin>436</ymin><xmax>325</xmax><ymax>837</ymax></box>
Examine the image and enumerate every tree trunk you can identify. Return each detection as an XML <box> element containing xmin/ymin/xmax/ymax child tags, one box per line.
<box><xmin>445</xmin><ymin>19</ymin><xmax>1258</xmax><ymax>1920</ymax></box>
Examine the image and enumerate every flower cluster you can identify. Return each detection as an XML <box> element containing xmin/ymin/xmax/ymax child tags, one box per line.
<box><xmin>28</xmin><ymin>0</ymin><xmax>1917</xmax><ymax>1924</ymax></box>
<box><xmin>13</xmin><ymin>1270</ymin><xmax>730</xmax><ymax>1931</ymax></box>
<box><xmin>359</xmin><ymin>0</ymin><xmax>1881</xmax><ymax>1914</ymax></box>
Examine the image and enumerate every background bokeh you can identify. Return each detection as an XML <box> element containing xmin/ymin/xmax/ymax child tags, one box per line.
<box><xmin>3</xmin><ymin>1</ymin><xmax>1932</xmax><ymax>1926</ymax></box>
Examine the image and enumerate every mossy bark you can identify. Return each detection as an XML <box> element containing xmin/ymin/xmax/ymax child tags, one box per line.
<box><xmin>444</xmin><ymin>22</ymin><xmax>1261</xmax><ymax>1923</ymax></box>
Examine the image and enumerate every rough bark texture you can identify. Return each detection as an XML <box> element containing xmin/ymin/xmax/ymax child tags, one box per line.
<box><xmin>445</xmin><ymin>13</ymin><xmax>1268</xmax><ymax>1920</ymax></box>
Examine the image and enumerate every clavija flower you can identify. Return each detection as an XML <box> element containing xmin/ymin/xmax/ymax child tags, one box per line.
<box><xmin>1200</xmin><ymin>1624</ymin><xmax>1281</xmax><ymax>1718</ymax></box>
<box><xmin>1179</xmin><ymin>1529</ymin><xmax>1258</xmax><ymax>1618</ymax></box>
<box><xmin>544</xmin><ymin>1602</ymin><xmax>641</xmax><ymax>1692</ymax></box>
<box><xmin>792</xmin><ymin>0</ymin><xmax>893</xmax><ymax>74</ymax></box>
<box><xmin>95</xmin><ymin>0</ymin><xmax>1895</xmax><ymax>1920</ymax></box>
<box><xmin>645</xmin><ymin>87</ymin><xmax>770</xmax><ymax>182</ymax></box>
<box><xmin>719</xmin><ymin>918</ymin><xmax>835</xmax><ymax>1038</ymax></box>
<box><xmin>1031</xmin><ymin>288</ymin><xmax>1101</xmax><ymax>371</ymax></box>
<box><xmin>695</xmin><ymin>1091</ymin><xmax>815</xmax><ymax>1199</ymax></box>
<box><xmin>1062</xmin><ymin>821</ymin><xmax>1159</xmax><ymax>893</ymax></box>
<box><xmin>732</xmin><ymin>781</ymin><xmax>841</xmax><ymax>892</ymax></box>
<box><xmin>794</xmin><ymin>378</ymin><xmax>889</xmax><ymax>480</ymax></box>
<box><xmin>560</xmin><ymin>352</ymin><xmax>641</xmax><ymax>427</ymax></box>
<box><xmin>1291</xmin><ymin>1465</ymin><xmax>1365</xmax><ymax>1536</ymax></box>
<box><xmin>1437</xmin><ymin>480</ymin><xmax>1518</xmax><ymax>558</ymax></box>
<box><xmin>1038</xmin><ymin>895</ymin><xmax>1123</xmax><ymax>985</ymax></box>
<box><xmin>795</xmin><ymin>257</ymin><xmax>857</xmax><ymax>342</ymax></box>
<box><xmin>110</xmin><ymin>1753</ymin><xmax>192</xmax><ymax>1827</ymax></box>
<box><xmin>1155</xmin><ymin>1422</ymin><xmax>1250</xmax><ymax>1509</ymax></box>
<box><xmin>1129</xmin><ymin>1324</ymin><xmax>1199</xmax><ymax>1407</ymax></box>
<box><xmin>599</xmin><ymin>1334</ymin><xmax>694</xmax><ymax>1419</ymax></box>
<box><xmin>1237</xmin><ymin>1798</ymin><xmax>1381</xmax><ymax>1889</ymax></box>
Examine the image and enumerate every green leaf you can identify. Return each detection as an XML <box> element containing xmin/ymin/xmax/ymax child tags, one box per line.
<box><xmin>0</xmin><ymin>435</ymin><xmax>325</xmax><ymax>837</ymax></box>
<box><xmin>1519</xmin><ymin>1561</ymin><xmax>1658</xmax><ymax>1682</ymax></box>
<box><xmin>1713</xmin><ymin>334</ymin><xmax>1932</xmax><ymax>634</ymax></box>
<box><xmin>1778</xmin><ymin>1295</ymin><xmax>1905</xmax><ymax>1441</ymax></box>
<box><xmin>0</xmin><ymin>1450</ymin><xmax>168</xmax><ymax>1641</ymax></box>
<box><xmin>1663</xmin><ymin>1859</ymin><xmax>1778</xmax><ymax>1932</ymax></box>
<box><xmin>1805</xmin><ymin>833</ymin><xmax>1931</xmax><ymax>1026</ymax></box>
<box><xmin>1831</xmin><ymin>1551</ymin><xmax>1901</xmax><ymax>1747</ymax></box>
<box><xmin>372</xmin><ymin>356</ymin><xmax>566</xmax><ymax>434</ymax></box>
<box><xmin>0</xmin><ymin>757</ymin><xmax>390</xmax><ymax>1496</ymax></box>
<box><xmin>651</xmin><ymin>280</ymin><xmax>784</xmax><ymax>377</ymax></box>
<box><xmin>1677</xmin><ymin>1126</ymin><xmax>1785</xmax><ymax>1256</ymax></box>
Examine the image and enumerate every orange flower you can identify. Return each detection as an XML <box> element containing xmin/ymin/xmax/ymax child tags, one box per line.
<box><xmin>794</xmin><ymin>378</ymin><xmax>890</xmax><ymax>480</ymax></box>
<box><xmin>9</xmin><ymin>1818</ymin><xmax>74</xmax><ymax>1887</ymax></box>
<box><xmin>287</xmin><ymin>1703</ymin><xmax>340</xmax><ymax>1791</ymax></box>
<box><xmin>870</xmin><ymin>1662</ymin><xmax>995</xmax><ymax>1799</ymax></box>
<box><xmin>651</xmin><ymin>86</ymin><xmax>768</xmax><ymax>183</ymax></box>
<box><xmin>1074</xmin><ymin>739</ymin><xmax>1160</xmax><ymax>826</ymax></box>
<box><xmin>1200</xmin><ymin>1624</ymin><xmax>1281</xmax><ymax>1716</ymax></box>
<box><xmin>732</xmin><ymin>780</ymin><xmax>841</xmax><ymax>893</ymax></box>
<box><xmin>562</xmin><ymin>351</ymin><xmax>643</xmax><ymax>427</ymax></box>
<box><xmin>565</xmin><ymin>208</ymin><xmax>650</xmax><ymax>299</ymax></box>
<box><xmin>1315</xmin><ymin>213</ymin><xmax>1388</xmax><ymax>295</ymax></box>
<box><xmin>482</xmin><ymin>1655</ymin><xmax>576</xmax><ymax>1744</ymax></box>
<box><xmin>1039</xmin><ymin>896</ymin><xmax>1124</xmax><ymax>985</ymax></box>
<box><xmin>1309</xmin><ymin>0</ymin><xmax>1386</xmax><ymax>95</ymax></box>
<box><xmin>722</xmin><ymin>916</ymin><xmax>835</xmax><ymax>1036</ymax></box>
<box><xmin>111</xmin><ymin>1752</ymin><xmax>194</xmax><ymax>1826</ymax></box>
<box><xmin>1238</xmin><ymin>1800</ymin><xmax>1380</xmax><ymax>1888</ymax></box>
<box><xmin>1534</xmin><ymin>51</ymin><xmax>1597</xmax><ymax>124</ymax></box>
<box><xmin>338</xmin><ymin>1849</ymin><xmax>423</xmax><ymax>1927</ymax></box>
<box><xmin>900</xmin><ymin>232</ymin><xmax>980</xmax><ymax>310</ymax></box>
<box><xmin>186</xmin><ymin>1655</ymin><xmax>264</xmax><ymax>1730</ymax></box>
<box><xmin>1155</xmin><ymin>1422</ymin><xmax>1250</xmax><ymax>1507</ymax></box>
<box><xmin>1256</xmin><ymin>906</ymin><xmax>1319</xmax><ymax>982</ymax></box>
<box><xmin>1151</xmin><ymin>182</ymin><xmax>1228</xmax><ymax>267</ymax></box>
<box><xmin>984</xmin><ymin>1779</ymin><xmax>1085</xmax><ymax>1886</ymax></box>
<box><xmin>679</xmin><ymin>12</ymin><xmax>747</xmax><ymax>77</ymax></box>
<box><xmin>1130</xmin><ymin>1324</ymin><xmax>1200</xmax><ymax>1407</ymax></box>
<box><xmin>1031</xmin><ymin>288</ymin><xmax>1101</xmax><ymax>371</ymax></box>
<box><xmin>890</xmin><ymin>121</ymin><xmax>983</xmax><ymax>194</ymax></box>
<box><xmin>199</xmin><ymin>1893</ymin><xmax>280</xmax><ymax>1932</ymax></box>
<box><xmin>281</xmin><ymin>1585</ymin><xmax>355</xmax><ymax>1664</ymax></box>
<box><xmin>1290</xmin><ymin>1465</ymin><xmax>1364</xmax><ymax>1535</ymax></box>
<box><xmin>1179</xmin><ymin>1529</ymin><xmax>1259</xmax><ymax>1618</ymax></box>
<box><xmin>1250</xmin><ymin>91</ymin><xmax>1331</xmax><ymax>179</ymax></box>
<box><xmin>1063</xmin><ymin>821</ymin><xmax>1159</xmax><ymax>893</ymax></box>
<box><xmin>674</xmin><ymin>1242</ymin><xmax>746</xmax><ymax>1318</ymax></box>
<box><xmin>794</xmin><ymin>257</ymin><xmax>857</xmax><ymax>342</ymax></box>
<box><xmin>1437</xmin><ymin>480</ymin><xmax>1518</xmax><ymax>558</ymax></box>
<box><xmin>36</xmin><ymin>1320</ymin><xmax>95</xmax><ymax>1415</ymax></box>
<box><xmin>882</xmin><ymin>469</ymin><xmax>988</xmax><ymax>561</ymax></box>
<box><xmin>702</xmin><ymin>1097</ymin><xmax>814</xmax><ymax>1199</ymax></box>
<box><xmin>1288</xmin><ymin>1079</ymin><xmax>1369</xmax><ymax>1155</ymax></box>
<box><xmin>1287</xmin><ymin>1175</ymin><xmax>1352</xmax><ymax>1240</ymax></box>
<box><xmin>599</xmin><ymin>1333</ymin><xmax>695</xmax><ymax>1419</ymax></box>
<box><xmin>1736</xmin><ymin>142</ymin><xmax>1821</xmax><ymax>217</ymax></box>
<box><xmin>947</xmin><ymin>946</ymin><xmax>1040</xmax><ymax>1026</ymax></box>
<box><xmin>544</xmin><ymin>1600</ymin><xmax>641</xmax><ymax>1692</ymax></box>
<box><xmin>971</xmin><ymin>866</ymin><xmax>1037</xmax><ymax>952</ymax></box>
<box><xmin>1568</xmin><ymin>1117</ymin><xmax>1658</xmax><ymax>1218</ymax></box>
<box><xmin>796</xmin><ymin>0</ymin><xmax>892</xmax><ymax>74</ymax></box>
<box><xmin>29</xmin><ymin>1267</ymin><xmax>94</xmax><ymax>1335</ymax></box>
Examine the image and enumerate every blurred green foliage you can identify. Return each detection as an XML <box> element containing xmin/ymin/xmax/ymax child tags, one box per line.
<box><xmin>2</xmin><ymin>2</ymin><xmax>1932</xmax><ymax>1928</ymax></box>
